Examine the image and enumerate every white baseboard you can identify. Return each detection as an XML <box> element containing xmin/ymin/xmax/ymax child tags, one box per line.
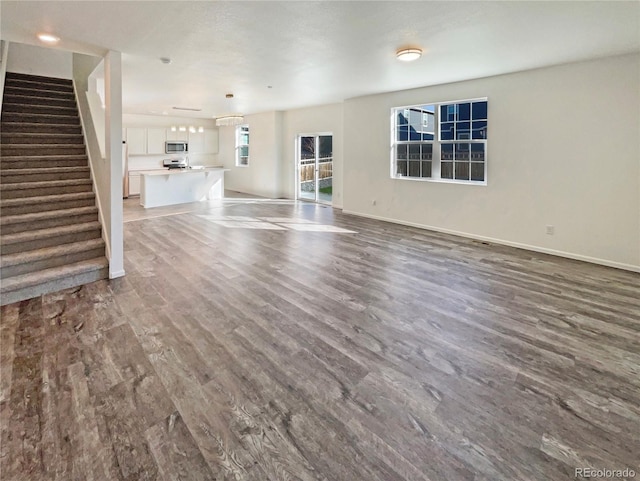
<box><xmin>341</xmin><ymin>210</ymin><xmax>640</xmax><ymax>273</ymax></box>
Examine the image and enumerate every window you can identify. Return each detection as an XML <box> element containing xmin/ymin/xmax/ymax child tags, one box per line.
<box><xmin>236</xmin><ymin>125</ymin><xmax>249</xmax><ymax>166</ymax></box>
<box><xmin>392</xmin><ymin>98</ymin><xmax>487</xmax><ymax>183</ymax></box>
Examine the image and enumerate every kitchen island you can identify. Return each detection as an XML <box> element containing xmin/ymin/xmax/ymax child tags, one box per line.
<box><xmin>139</xmin><ymin>167</ymin><xmax>228</xmax><ymax>208</ymax></box>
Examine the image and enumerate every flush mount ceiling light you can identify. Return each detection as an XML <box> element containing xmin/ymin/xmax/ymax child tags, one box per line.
<box><xmin>215</xmin><ymin>115</ymin><xmax>244</xmax><ymax>127</ymax></box>
<box><xmin>37</xmin><ymin>33</ymin><xmax>60</xmax><ymax>44</ymax></box>
<box><xmin>396</xmin><ymin>48</ymin><xmax>422</xmax><ymax>62</ymax></box>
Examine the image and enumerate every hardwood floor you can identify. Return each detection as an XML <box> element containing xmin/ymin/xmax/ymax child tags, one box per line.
<box><xmin>2</xmin><ymin>198</ymin><xmax>639</xmax><ymax>481</ymax></box>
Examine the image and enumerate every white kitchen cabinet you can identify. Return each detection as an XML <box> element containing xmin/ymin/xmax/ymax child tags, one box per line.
<box><xmin>204</xmin><ymin>129</ymin><xmax>218</xmax><ymax>153</ymax></box>
<box><xmin>126</xmin><ymin>128</ymin><xmax>146</xmax><ymax>155</ymax></box>
<box><xmin>188</xmin><ymin>131</ymin><xmax>204</xmax><ymax>154</ymax></box>
<box><xmin>128</xmin><ymin>172</ymin><xmax>141</xmax><ymax>196</ymax></box>
<box><xmin>147</xmin><ymin>128</ymin><xmax>166</xmax><ymax>155</ymax></box>
<box><xmin>166</xmin><ymin>128</ymin><xmax>189</xmax><ymax>141</ymax></box>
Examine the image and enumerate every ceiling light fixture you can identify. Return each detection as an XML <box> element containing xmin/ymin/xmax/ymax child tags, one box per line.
<box><xmin>160</xmin><ymin>57</ymin><xmax>171</xmax><ymax>64</ymax></box>
<box><xmin>396</xmin><ymin>48</ymin><xmax>422</xmax><ymax>62</ymax></box>
<box><xmin>215</xmin><ymin>115</ymin><xmax>244</xmax><ymax>127</ymax></box>
<box><xmin>37</xmin><ymin>33</ymin><xmax>60</xmax><ymax>44</ymax></box>
<box><xmin>173</xmin><ymin>106</ymin><xmax>202</xmax><ymax>112</ymax></box>
<box><xmin>198</xmin><ymin>126</ymin><xmax>204</xmax><ymax>133</ymax></box>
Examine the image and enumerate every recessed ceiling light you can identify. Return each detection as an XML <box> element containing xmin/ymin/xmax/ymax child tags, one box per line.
<box><xmin>160</xmin><ymin>57</ymin><xmax>171</xmax><ymax>64</ymax></box>
<box><xmin>225</xmin><ymin>93</ymin><xmax>234</xmax><ymax>99</ymax></box>
<box><xmin>396</xmin><ymin>48</ymin><xmax>422</xmax><ymax>62</ymax></box>
<box><xmin>37</xmin><ymin>33</ymin><xmax>60</xmax><ymax>44</ymax></box>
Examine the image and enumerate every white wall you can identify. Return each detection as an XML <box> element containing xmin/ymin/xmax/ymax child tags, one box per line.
<box><xmin>218</xmin><ymin>111</ymin><xmax>283</xmax><ymax>198</ymax></box>
<box><xmin>342</xmin><ymin>53</ymin><xmax>640</xmax><ymax>271</ymax></box>
<box><xmin>281</xmin><ymin>103</ymin><xmax>344</xmax><ymax>207</ymax></box>
<box><xmin>7</xmin><ymin>42</ymin><xmax>72</xmax><ymax>79</ymax></box>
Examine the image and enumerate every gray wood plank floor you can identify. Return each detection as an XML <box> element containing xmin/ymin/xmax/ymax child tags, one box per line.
<box><xmin>2</xmin><ymin>198</ymin><xmax>639</xmax><ymax>481</ymax></box>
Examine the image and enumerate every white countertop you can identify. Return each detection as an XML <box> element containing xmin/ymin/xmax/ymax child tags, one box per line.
<box><xmin>138</xmin><ymin>167</ymin><xmax>228</xmax><ymax>176</ymax></box>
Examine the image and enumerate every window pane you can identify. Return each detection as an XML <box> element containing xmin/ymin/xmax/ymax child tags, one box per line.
<box><xmin>472</xmin><ymin>101</ymin><xmax>487</xmax><ymax>120</ymax></box>
<box><xmin>458</xmin><ymin>103</ymin><xmax>471</xmax><ymax>121</ymax></box>
<box><xmin>455</xmin><ymin>143</ymin><xmax>470</xmax><ymax>160</ymax></box>
<box><xmin>409</xmin><ymin>109</ymin><xmax>422</xmax><ymax>128</ymax></box>
<box><xmin>441</xmin><ymin>161</ymin><xmax>453</xmax><ymax>179</ymax></box>
<box><xmin>409</xmin><ymin>128</ymin><xmax>421</xmax><ymax>141</ymax></box>
<box><xmin>471</xmin><ymin>162</ymin><xmax>484</xmax><ymax>181</ymax></box>
<box><xmin>408</xmin><ymin>144</ymin><xmax>420</xmax><ymax>160</ymax></box>
<box><xmin>422</xmin><ymin>132</ymin><xmax>434</xmax><ymax>141</ymax></box>
<box><xmin>421</xmin><ymin>143</ymin><xmax>433</xmax><ymax>160</ymax></box>
<box><xmin>441</xmin><ymin>104</ymin><xmax>456</xmax><ymax>122</ymax></box>
<box><xmin>301</xmin><ymin>137</ymin><xmax>314</xmax><ymax>159</ymax></box>
<box><xmin>240</xmin><ymin>134</ymin><xmax>249</xmax><ymax>144</ymax></box>
<box><xmin>421</xmin><ymin>161</ymin><xmax>432</xmax><ymax>178</ymax></box>
<box><xmin>472</xmin><ymin>121</ymin><xmax>487</xmax><ymax>139</ymax></box>
<box><xmin>456</xmin><ymin>122</ymin><xmax>470</xmax><ymax>140</ymax></box>
<box><xmin>470</xmin><ymin>143</ymin><xmax>485</xmax><ymax>161</ymax></box>
<box><xmin>397</xmin><ymin>161</ymin><xmax>408</xmax><ymax>176</ymax></box>
<box><xmin>455</xmin><ymin>162</ymin><xmax>470</xmax><ymax>180</ymax></box>
<box><xmin>398</xmin><ymin>126</ymin><xmax>409</xmax><ymax>141</ymax></box>
<box><xmin>408</xmin><ymin>161</ymin><xmax>420</xmax><ymax>177</ymax></box>
<box><xmin>319</xmin><ymin>136</ymin><xmax>332</xmax><ymax>158</ymax></box>
<box><xmin>397</xmin><ymin>144</ymin><xmax>407</xmax><ymax>160</ymax></box>
<box><xmin>397</xmin><ymin>111</ymin><xmax>408</xmax><ymax>125</ymax></box>
<box><xmin>441</xmin><ymin>122</ymin><xmax>454</xmax><ymax>140</ymax></box>
<box><xmin>240</xmin><ymin>146</ymin><xmax>249</xmax><ymax>157</ymax></box>
<box><xmin>441</xmin><ymin>143</ymin><xmax>454</xmax><ymax>160</ymax></box>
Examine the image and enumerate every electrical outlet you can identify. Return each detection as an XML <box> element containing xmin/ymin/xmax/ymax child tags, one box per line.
<box><xmin>546</xmin><ymin>225</ymin><xmax>555</xmax><ymax>235</ymax></box>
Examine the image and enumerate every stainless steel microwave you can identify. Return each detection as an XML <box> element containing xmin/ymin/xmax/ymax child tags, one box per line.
<box><xmin>165</xmin><ymin>141</ymin><xmax>188</xmax><ymax>154</ymax></box>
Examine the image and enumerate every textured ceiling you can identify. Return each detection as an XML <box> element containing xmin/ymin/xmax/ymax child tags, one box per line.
<box><xmin>1</xmin><ymin>1</ymin><xmax>639</xmax><ymax>119</ymax></box>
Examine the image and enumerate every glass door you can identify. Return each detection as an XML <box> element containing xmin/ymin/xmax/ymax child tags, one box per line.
<box><xmin>297</xmin><ymin>134</ymin><xmax>332</xmax><ymax>204</ymax></box>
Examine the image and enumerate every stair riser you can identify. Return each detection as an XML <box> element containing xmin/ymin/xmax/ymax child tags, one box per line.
<box><xmin>1</xmin><ymin>145</ymin><xmax>86</xmax><ymax>156</ymax></box>
<box><xmin>1</xmin><ymin>245</ymin><xmax>105</xmax><ymax>278</ymax></box>
<box><xmin>1</xmin><ymin>123</ymin><xmax>82</xmax><ymax>134</ymax></box>
<box><xmin>3</xmin><ymin>87</ymin><xmax>75</xmax><ymax>101</ymax></box>
<box><xmin>0</xmin><ymin>197</ymin><xmax>95</xmax><ymax>216</ymax></box>
<box><xmin>1</xmin><ymin>229</ymin><xmax>102</xmax><ymax>255</ymax></box>
<box><xmin>1</xmin><ymin>170</ymin><xmax>90</xmax><ymax>184</ymax></box>
<box><xmin>1</xmin><ymin>134</ymin><xmax>84</xmax><ymax>145</ymax></box>
<box><xmin>2</xmin><ymin>104</ymin><xmax>77</xmax><ymax>116</ymax></box>
<box><xmin>1</xmin><ymin>183</ymin><xmax>92</xmax><ymax>199</ymax></box>
<box><xmin>1</xmin><ymin>113</ymin><xmax>80</xmax><ymax>125</ymax></box>
<box><xmin>4</xmin><ymin>80</ymin><xmax>73</xmax><ymax>94</ymax></box>
<box><xmin>1</xmin><ymin>211</ymin><xmax>99</xmax><ymax>235</ymax></box>
<box><xmin>0</xmin><ymin>159</ymin><xmax>89</xmax><ymax>169</ymax></box>
<box><xmin>0</xmin><ymin>265</ymin><xmax>108</xmax><ymax>306</ymax></box>
<box><xmin>3</xmin><ymin>95</ymin><xmax>76</xmax><ymax>109</ymax></box>
<box><xmin>6</xmin><ymin>73</ymin><xmax>72</xmax><ymax>86</ymax></box>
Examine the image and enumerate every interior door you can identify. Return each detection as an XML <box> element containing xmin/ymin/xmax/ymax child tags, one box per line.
<box><xmin>297</xmin><ymin>134</ymin><xmax>332</xmax><ymax>204</ymax></box>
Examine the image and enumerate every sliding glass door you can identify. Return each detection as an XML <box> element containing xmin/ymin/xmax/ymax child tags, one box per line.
<box><xmin>297</xmin><ymin>134</ymin><xmax>332</xmax><ymax>204</ymax></box>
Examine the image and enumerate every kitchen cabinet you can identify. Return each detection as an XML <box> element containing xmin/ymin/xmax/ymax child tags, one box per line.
<box><xmin>188</xmin><ymin>131</ymin><xmax>204</xmax><ymax>154</ymax></box>
<box><xmin>127</xmin><ymin>128</ymin><xmax>146</xmax><ymax>155</ymax></box>
<box><xmin>204</xmin><ymin>129</ymin><xmax>218</xmax><ymax>153</ymax></box>
<box><xmin>128</xmin><ymin>172</ymin><xmax>141</xmax><ymax>196</ymax></box>
<box><xmin>147</xmin><ymin>128</ymin><xmax>166</xmax><ymax>155</ymax></box>
<box><xmin>166</xmin><ymin>129</ymin><xmax>189</xmax><ymax>141</ymax></box>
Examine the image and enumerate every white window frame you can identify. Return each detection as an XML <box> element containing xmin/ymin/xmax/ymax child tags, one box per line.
<box><xmin>391</xmin><ymin>97</ymin><xmax>488</xmax><ymax>185</ymax></box>
<box><xmin>235</xmin><ymin>125</ymin><xmax>249</xmax><ymax>167</ymax></box>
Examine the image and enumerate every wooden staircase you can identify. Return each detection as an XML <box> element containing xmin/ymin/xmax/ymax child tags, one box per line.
<box><xmin>0</xmin><ymin>72</ymin><xmax>108</xmax><ymax>306</ymax></box>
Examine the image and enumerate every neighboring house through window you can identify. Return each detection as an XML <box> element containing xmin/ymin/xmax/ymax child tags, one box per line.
<box><xmin>392</xmin><ymin>98</ymin><xmax>487</xmax><ymax>183</ymax></box>
<box><xmin>236</xmin><ymin>125</ymin><xmax>249</xmax><ymax>166</ymax></box>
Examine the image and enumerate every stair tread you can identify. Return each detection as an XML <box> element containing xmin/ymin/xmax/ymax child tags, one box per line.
<box><xmin>1</xmin><ymin>205</ymin><xmax>98</xmax><ymax>226</ymax></box>
<box><xmin>1</xmin><ymin>132</ymin><xmax>82</xmax><ymax>138</ymax></box>
<box><xmin>1</xmin><ymin>221</ymin><xmax>101</xmax><ymax>245</ymax></box>
<box><xmin>1</xmin><ymin>113</ymin><xmax>80</xmax><ymax>122</ymax></box>
<box><xmin>4</xmin><ymin>86</ymin><xmax>74</xmax><ymax>96</ymax></box>
<box><xmin>0</xmin><ymin>154</ymin><xmax>87</xmax><ymax>162</ymax></box>
<box><xmin>0</xmin><ymin>191</ymin><xmax>94</xmax><ymax>207</ymax></box>
<box><xmin>0</xmin><ymin>167</ymin><xmax>89</xmax><ymax>175</ymax></box>
<box><xmin>1</xmin><ymin>121</ymin><xmax>81</xmax><ymax>128</ymax></box>
<box><xmin>1</xmin><ymin>238</ymin><xmax>105</xmax><ymax>267</ymax></box>
<box><xmin>1</xmin><ymin>102</ymin><xmax>76</xmax><ymax>111</ymax></box>
<box><xmin>0</xmin><ymin>257</ymin><xmax>108</xmax><ymax>293</ymax></box>
<box><xmin>1</xmin><ymin>178</ymin><xmax>92</xmax><ymax>190</ymax></box>
<box><xmin>6</xmin><ymin>72</ymin><xmax>72</xmax><ymax>84</ymax></box>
